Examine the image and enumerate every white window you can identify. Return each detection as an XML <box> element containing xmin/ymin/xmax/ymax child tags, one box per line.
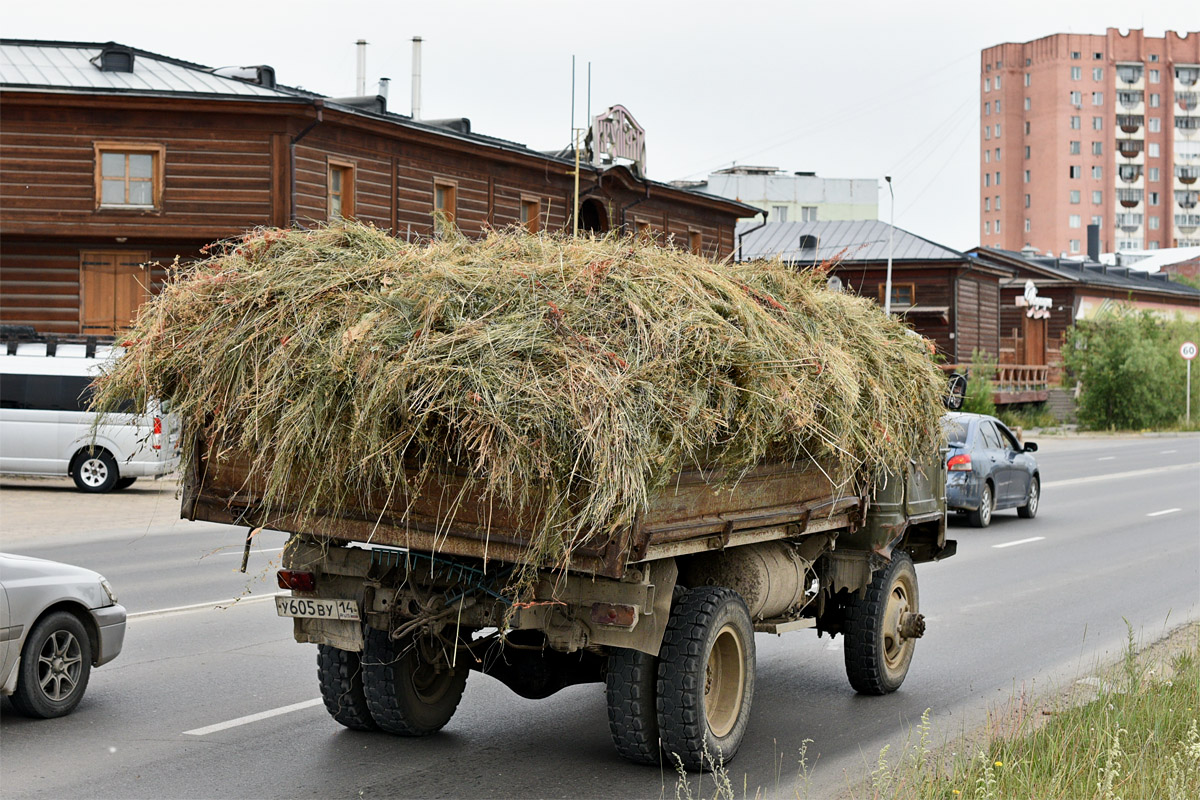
<box><xmin>995</xmin><ymin>147</ymin><xmax>1001</xmax><ymax>161</ymax></box>
<box><xmin>1091</xmin><ymin>215</ymin><xmax>1102</xmax><ymax>228</ymax></box>
<box><xmin>772</xmin><ymin>205</ymin><xmax>788</xmax><ymax>222</ymax></box>
<box><xmin>1149</xmin><ymin>167</ymin><xmax>1159</xmax><ymax>181</ymax></box>
<box><xmin>1148</xmin><ymin>241</ymin><xmax>1160</xmax><ymax>249</ymax></box>
<box><xmin>995</xmin><ymin>99</ymin><xmax>1002</xmax><ymax>112</ymax></box>
<box><xmin>995</xmin><ymin>171</ymin><xmax>1001</xmax><ymax>185</ymax></box>
<box><xmin>1024</xmin><ymin>169</ymin><xmax>1031</xmax><ymax>183</ymax></box>
<box><xmin>1070</xmin><ymin>116</ymin><xmax>1081</xmax><ymax>129</ymax></box>
<box><xmin>1024</xmin><ymin>219</ymin><xmax>1031</xmax><ymax>232</ymax></box>
<box><xmin>1092</xmin><ymin>166</ymin><xmax>1103</xmax><ymax>180</ymax></box>
<box><xmin>1024</xmin><ymin>97</ymin><xmax>1031</xmax><ymax>110</ymax></box>
<box><xmin>1092</xmin><ymin>141</ymin><xmax>1103</xmax><ymax>155</ymax></box>
<box><xmin>1149</xmin><ymin>192</ymin><xmax>1159</xmax><ymax>206</ymax></box>
<box><xmin>1092</xmin><ymin>117</ymin><xmax>1103</xmax><ymax>130</ymax></box>
<box><xmin>801</xmin><ymin>206</ymin><xmax>818</xmax><ymax>221</ymax></box>
<box><xmin>1024</xmin><ymin>121</ymin><xmax>1031</xmax><ymax>134</ymax></box>
<box><xmin>1149</xmin><ymin>216</ymin><xmax>1160</xmax><ymax>230</ymax></box>
<box><xmin>1069</xmin><ymin>239</ymin><xmax>1081</xmax><ymax>252</ymax></box>
<box><xmin>1070</xmin><ymin>90</ymin><xmax>1083</xmax><ymax>105</ymax></box>
<box><xmin>1092</xmin><ymin>190</ymin><xmax>1103</xmax><ymax>204</ymax></box>
<box><xmin>1149</xmin><ymin>117</ymin><xmax>1161</xmax><ymax>132</ymax></box>
<box><xmin>994</xmin><ymin>123</ymin><xmax>1001</xmax><ymax>136</ymax></box>
<box><xmin>984</xmin><ymin>101</ymin><xmax>991</xmax><ymax>115</ymax></box>
<box><xmin>1069</xmin><ymin>140</ymin><xmax>1081</xmax><ymax>154</ymax></box>
<box><xmin>995</xmin><ymin>76</ymin><xmax>1002</xmax><ymax>89</ymax></box>
<box><xmin>1071</xmin><ymin>66</ymin><xmax>1082</xmax><ymax>80</ymax></box>
<box><xmin>1069</xmin><ymin>165</ymin><xmax>1082</xmax><ymax>178</ymax></box>
<box><xmin>985</xmin><ymin>173</ymin><xmax>991</xmax><ymax>187</ymax></box>
<box><xmin>1149</xmin><ymin>143</ymin><xmax>1160</xmax><ymax>158</ymax></box>
<box><xmin>995</xmin><ymin>195</ymin><xmax>1001</xmax><ymax>209</ymax></box>
<box><xmin>1093</xmin><ymin>67</ymin><xmax>1104</xmax><ymax>80</ymax></box>
<box><xmin>984</xmin><ymin>77</ymin><xmax>991</xmax><ymax>92</ymax></box>
<box><xmin>1150</xmin><ymin>93</ymin><xmax>1160</xmax><ymax>108</ymax></box>
<box><xmin>1149</xmin><ymin>69</ymin><xmax>1160</xmax><ymax>83</ymax></box>
<box><xmin>995</xmin><ymin>219</ymin><xmax>1001</xmax><ymax>233</ymax></box>
<box><xmin>985</xmin><ymin>150</ymin><xmax>991</xmax><ymax>163</ymax></box>
<box><xmin>1070</xmin><ymin>190</ymin><xmax>1081</xmax><ymax>204</ymax></box>
<box><xmin>1024</xmin><ymin>73</ymin><xmax>1031</xmax><ymax>87</ymax></box>
<box><xmin>1069</xmin><ymin>214</ymin><xmax>1081</xmax><ymax>228</ymax></box>
<box><xmin>1092</xmin><ymin>92</ymin><xmax>1104</xmax><ymax>105</ymax></box>
<box><xmin>1024</xmin><ymin>193</ymin><xmax>1031</xmax><ymax>208</ymax></box>
<box><xmin>984</xmin><ymin>220</ymin><xmax>991</xmax><ymax>234</ymax></box>
<box><xmin>984</xmin><ymin>197</ymin><xmax>991</xmax><ymax>211</ymax></box>
<box><xmin>985</xmin><ymin>126</ymin><xmax>991</xmax><ymax>140</ymax></box>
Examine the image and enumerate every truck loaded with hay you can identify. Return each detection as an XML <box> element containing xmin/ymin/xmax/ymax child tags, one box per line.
<box><xmin>96</xmin><ymin>222</ymin><xmax>957</xmax><ymax>769</ymax></box>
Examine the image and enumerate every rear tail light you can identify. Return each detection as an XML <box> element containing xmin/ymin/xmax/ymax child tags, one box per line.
<box><xmin>152</xmin><ymin>417</ymin><xmax>163</xmax><ymax>450</ymax></box>
<box><xmin>277</xmin><ymin>570</ymin><xmax>316</xmax><ymax>592</ymax></box>
<box><xmin>947</xmin><ymin>454</ymin><xmax>972</xmax><ymax>472</ymax></box>
<box><xmin>590</xmin><ymin>602</ymin><xmax>638</xmax><ymax>628</ymax></box>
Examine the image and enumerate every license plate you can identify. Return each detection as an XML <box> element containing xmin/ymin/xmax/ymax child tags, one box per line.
<box><xmin>275</xmin><ymin>596</ymin><xmax>359</xmax><ymax>621</ymax></box>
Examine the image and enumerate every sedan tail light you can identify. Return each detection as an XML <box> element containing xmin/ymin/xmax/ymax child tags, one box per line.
<box><xmin>947</xmin><ymin>454</ymin><xmax>972</xmax><ymax>472</ymax></box>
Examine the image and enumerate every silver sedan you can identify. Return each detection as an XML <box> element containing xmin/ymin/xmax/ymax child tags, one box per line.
<box><xmin>1</xmin><ymin>553</ymin><xmax>126</xmax><ymax>718</ymax></box>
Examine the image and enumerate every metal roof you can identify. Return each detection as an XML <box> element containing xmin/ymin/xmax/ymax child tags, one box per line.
<box><xmin>972</xmin><ymin>246</ymin><xmax>1200</xmax><ymax>300</ymax></box>
<box><xmin>735</xmin><ymin>220</ymin><xmax>967</xmax><ymax>263</ymax></box>
<box><xmin>0</xmin><ymin>40</ymin><xmax>291</xmax><ymax>98</ymax></box>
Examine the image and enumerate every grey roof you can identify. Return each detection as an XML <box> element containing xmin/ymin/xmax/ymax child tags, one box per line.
<box><xmin>0</xmin><ymin>41</ymin><xmax>291</xmax><ymax>98</ymax></box>
<box><xmin>973</xmin><ymin>246</ymin><xmax>1200</xmax><ymax>300</ymax></box>
<box><xmin>735</xmin><ymin>220</ymin><xmax>966</xmax><ymax>263</ymax></box>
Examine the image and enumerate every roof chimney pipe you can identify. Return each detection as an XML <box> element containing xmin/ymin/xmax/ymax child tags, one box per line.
<box><xmin>411</xmin><ymin>36</ymin><xmax>423</xmax><ymax>120</ymax></box>
<box><xmin>377</xmin><ymin>77</ymin><xmax>390</xmax><ymax>100</ymax></box>
<box><xmin>356</xmin><ymin>39</ymin><xmax>368</xmax><ymax>97</ymax></box>
<box><xmin>1087</xmin><ymin>223</ymin><xmax>1100</xmax><ymax>262</ymax></box>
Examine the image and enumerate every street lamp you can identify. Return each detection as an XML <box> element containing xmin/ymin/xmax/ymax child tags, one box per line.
<box><xmin>884</xmin><ymin>175</ymin><xmax>894</xmax><ymax>316</ymax></box>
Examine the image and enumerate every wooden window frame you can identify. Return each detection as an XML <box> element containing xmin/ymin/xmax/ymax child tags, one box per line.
<box><xmin>520</xmin><ymin>195</ymin><xmax>541</xmax><ymax>233</ymax></box>
<box><xmin>93</xmin><ymin>141</ymin><xmax>165</xmax><ymax>211</ymax></box>
<box><xmin>688</xmin><ymin>228</ymin><xmax>703</xmax><ymax>256</ymax></box>
<box><xmin>433</xmin><ymin>178</ymin><xmax>458</xmax><ymax>231</ymax></box>
<box><xmin>327</xmin><ymin>158</ymin><xmax>356</xmax><ymax>220</ymax></box>
<box><xmin>878</xmin><ymin>283</ymin><xmax>915</xmax><ymax>307</ymax></box>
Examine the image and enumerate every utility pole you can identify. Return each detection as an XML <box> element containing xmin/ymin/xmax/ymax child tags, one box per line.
<box><xmin>884</xmin><ymin>176</ymin><xmax>895</xmax><ymax>315</ymax></box>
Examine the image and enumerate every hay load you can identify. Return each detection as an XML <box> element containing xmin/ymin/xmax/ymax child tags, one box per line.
<box><xmin>94</xmin><ymin>222</ymin><xmax>944</xmax><ymax>575</ymax></box>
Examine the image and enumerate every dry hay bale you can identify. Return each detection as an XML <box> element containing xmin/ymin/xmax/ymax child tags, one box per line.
<box><xmin>95</xmin><ymin>221</ymin><xmax>944</xmax><ymax>580</ymax></box>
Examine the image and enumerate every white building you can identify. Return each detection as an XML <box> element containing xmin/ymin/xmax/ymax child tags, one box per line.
<box><xmin>678</xmin><ymin>166</ymin><xmax>879</xmax><ymax>223</ymax></box>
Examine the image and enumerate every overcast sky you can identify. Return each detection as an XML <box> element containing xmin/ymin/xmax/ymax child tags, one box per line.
<box><xmin>7</xmin><ymin>1</ymin><xmax>1198</xmax><ymax>249</ymax></box>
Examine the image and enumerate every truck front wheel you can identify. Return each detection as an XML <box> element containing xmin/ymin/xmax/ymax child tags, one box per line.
<box><xmin>842</xmin><ymin>551</ymin><xmax>922</xmax><ymax>695</ymax></box>
<box><xmin>361</xmin><ymin>628</ymin><xmax>468</xmax><ymax>736</ymax></box>
<box><xmin>316</xmin><ymin>644</ymin><xmax>377</xmax><ymax>731</ymax></box>
<box><xmin>656</xmin><ymin>586</ymin><xmax>755</xmax><ymax>771</ymax></box>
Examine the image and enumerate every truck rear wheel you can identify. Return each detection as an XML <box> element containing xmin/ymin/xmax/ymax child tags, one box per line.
<box><xmin>361</xmin><ymin>628</ymin><xmax>468</xmax><ymax>736</ymax></box>
<box><xmin>843</xmin><ymin>551</ymin><xmax>922</xmax><ymax>695</ymax></box>
<box><xmin>316</xmin><ymin>644</ymin><xmax>377</xmax><ymax>731</ymax></box>
<box><xmin>605</xmin><ymin>647</ymin><xmax>661</xmax><ymax>765</ymax></box>
<box><xmin>656</xmin><ymin>586</ymin><xmax>755</xmax><ymax>771</ymax></box>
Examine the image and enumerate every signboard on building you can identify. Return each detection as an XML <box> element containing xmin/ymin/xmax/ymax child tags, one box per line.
<box><xmin>589</xmin><ymin>105</ymin><xmax>646</xmax><ymax>175</ymax></box>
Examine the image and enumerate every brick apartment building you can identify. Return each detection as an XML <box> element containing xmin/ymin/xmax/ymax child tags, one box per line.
<box><xmin>979</xmin><ymin>28</ymin><xmax>1200</xmax><ymax>257</ymax></box>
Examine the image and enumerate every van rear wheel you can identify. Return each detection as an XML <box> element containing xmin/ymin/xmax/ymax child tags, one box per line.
<box><xmin>72</xmin><ymin>449</ymin><xmax>119</xmax><ymax>493</ymax></box>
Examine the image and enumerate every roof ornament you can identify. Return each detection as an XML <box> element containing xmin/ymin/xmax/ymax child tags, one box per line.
<box><xmin>1016</xmin><ymin>279</ymin><xmax>1052</xmax><ymax>318</ymax></box>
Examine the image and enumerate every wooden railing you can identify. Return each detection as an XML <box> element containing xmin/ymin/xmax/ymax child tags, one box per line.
<box><xmin>942</xmin><ymin>364</ymin><xmax>1050</xmax><ymax>405</ymax></box>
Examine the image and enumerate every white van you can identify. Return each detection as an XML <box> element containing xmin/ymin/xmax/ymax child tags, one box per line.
<box><xmin>0</xmin><ymin>340</ymin><xmax>180</xmax><ymax>492</ymax></box>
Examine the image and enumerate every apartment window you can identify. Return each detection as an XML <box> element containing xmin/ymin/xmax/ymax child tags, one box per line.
<box><xmin>1149</xmin><ymin>54</ymin><xmax>1159</xmax><ymax>62</ymax></box>
<box><xmin>772</xmin><ymin>205</ymin><xmax>788</xmax><ymax>222</ymax></box>
<box><xmin>995</xmin><ymin>171</ymin><xmax>1001</xmax><ymax>185</ymax></box>
<box><xmin>1070</xmin><ymin>90</ymin><xmax>1082</xmax><ymax>105</ymax></box>
<box><xmin>1024</xmin><ymin>194</ymin><xmax>1031</xmax><ymax>208</ymax></box>
<box><xmin>984</xmin><ymin>150</ymin><xmax>991</xmax><ymax>163</ymax></box>
<box><xmin>1149</xmin><ymin>191</ymin><xmax>1159</xmax><ymax>206</ymax></box>
<box><xmin>327</xmin><ymin>160</ymin><xmax>355</xmax><ymax>219</ymax></box>
<box><xmin>1095</xmin><ymin>52</ymin><xmax>1104</xmax><ymax>60</ymax></box>
<box><xmin>801</xmin><ymin>206</ymin><xmax>818</xmax><ymax>221</ymax></box>
<box><xmin>1093</xmin><ymin>67</ymin><xmax>1104</xmax><ymax>80</ymax></box>
<box><xmin>984</xmin><ymin>77</ymin><xmax>991</xmax><ymax>92</ymax></box>
<box><xmin>1091</xmin><ymin>216</ymin><xmax>1102</xmax><ymax>228</ymax></box>
<box><xmin>1071</xmin><ymin>66</ymin><xmax>1082</xmax><ymax>80</ymax></box>
<box><xmin>1150</xmin><ymin>93</ymin><xmax>1160</xmax><ymax>108</ymax></box>
<box><xmin>1069</xmin><ymin>239</ymin><xmax>1081</xmax><ymax>253</ymax></box>
<box><xmin>1149</xmin><ymin>117</ymin><xmax>1161</xmax><ymax>133</ymax></box>
<box><xmin>984</xmin><ymin>126</ymin><xmax>991</xmax><ymax>141</ymax></box>
<box><xmin>1069</xmin><ymin>165</ymin><xmax>1082</xmax><ymax>178</ymax></box>
<box><xmin>1024</xmin><ymin>219</ymin><xmax>1031</xmax><ymax>232</ymax></box>
<box><xmin>984</xmin><ymin>220</ymin><xmax>991</xmax><ymax>234</ymax></box>
<box><xmin>1149</xmin><ymin>69</ymin><xmax>1160</xmax><ymax>83</ymax></box>
<box><xmin>1148</xmin><ymin>167</ymin><xmax>1159</xmax><ymax>181</ymax></box>
<box><xmin>1070</xmin><ymin>116</ymin><xmax>1081</xmax><ymax>129</ymax></box>
<box><xmin>688</xmin><ymin>230</ymin><xmax>703</xmax><ymax>256</ymax></box>
<box><xmin>1092</xmin><ymin>92</ymin><xmax>1104</xmax><ymax>105</ymax></box>
<box><xmin>1024</xmin><ymin>97</ymin><xmax>1031</xmax><ymax>111</ymax></box>
<box><xmin>1026</xmin><ymin>58</ymin><xmax>1032</xmax><ymax>66</ymax></box>
<box><xmin>984</xmin><ymin>197</ymin><xmax>991</xmax><ymax>211</ymax></box>
<box><xmin>995</xmin><ymin>195</ymin><xmax>1001</xmax><ymax>210</ymax></box>
<box><xmin>1069</xmin><ymin>140</ymin><xmax>1081</xmax><ymax>154</ymax></box>
<box><xmin>1070</xmin><ymin>190</ymin><xmax>1081</xmax><ymax>204</ymax></box>
<box><xmin>995</xmin><ymin>147</ymin><xmax>1001</xmax><ymax>161</ymax></box>
<box><xmin>1092</xmin><ymin>166</ymin><xmax>1103</xmax><ymax>179</ymax></box>
<box><xmin>995</xmin><ymin>219</ymin><xmax>1001</xmax><ymax>233</ymax></box>
<box><xmin>985</xmin><ymin>173</ymin><xmax>991</xmax><ymax>187</ymax></box>
<box><xmin>1024</xmin><ymin>121</ymin><xmax>1031</xmax><ymax>135</ymax></box>
<box><xmin>433</xmin><ymin>179</ymin><xmax>458</xmax><ymax>231</ymax></box>
<box><xmin>994</xmin><ymin>123</ymin><xmax>1001</xmax><ymax>136</ymax></box>
<box><xmin>94</xmin><ymin>142</ymin><xmax>164</xmax><ymax>209</ymax></box>
<box><xmin>1069</xmin><ymin>214</ymin><xmax>1081</xmax><ymax>228</ymax></box>
<box><xmin>1024</xmin><ymin>145</ymin><xmax>1031</xmax><ymax>159</ymax></box>
<box><xmin>1071</xmin><ymin>52</ymin><xmax>1081</xmax><ymax>60</ymax></box>
<box><xmin>1092</xmin><ymin>141</ymin><xmax>1103</xmax><ymax>155</ymax></box>
<box><xmin>1092</xmin><ymin>116</ymin><xmax>1103</xmax><ymax>130</ymax></box>
<box><xmin>878</xmin><ymin>283</ymin><xmax>915</xmax><ymax>307</ymax></box>
<box><xmin>995</xmin><ymin>99</ymin><xmax>1002</xmax><ymax>112</ymax></box>
<box><xmin>1149</xmin><ymin>216</ymin><xmax>1160</xmax><ymax>230</ymax></box>
<box><xmin>1024</xmin><ymin>169</ymin><xmax>1031</xmax><ymax>183</ymax></box>
<box><xmin>520</xmin><ymin>197</ymin><xmax>541</xmax><ymax>233</ymax></box>
<box><xmin>1148</xmin><ymin>241</ymin><xmax>1160</xmax><ymax>250</ymax></box>
<box><xmin>1092</xmin><ymin>190</ymin><xmax>1103</xmax><ymax>204</ymax></box>
<box><xmin>1024</xmin><ymin>73</ymin><xmax>1031</xmax><ymax>87</ymax></box>
<box><xmin>1148</xmin><ymin>143</ymin><xmax>1160</xmax><ymax>158</ymax></box>
<box><xmin>984</xmin><ymin>101</ymin><xmax>991</xmax><ymax>115</ymax></box>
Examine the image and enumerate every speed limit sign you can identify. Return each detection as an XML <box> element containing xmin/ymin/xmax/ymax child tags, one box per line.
<box><xmin>1183</xmin><ymin>341</ymin><xmax>1198</xmax><ymax>361</ymax></box>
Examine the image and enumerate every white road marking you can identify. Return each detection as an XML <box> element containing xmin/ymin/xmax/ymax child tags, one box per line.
<box><xmin>1042</xmin><ymin>461</ymin><xmax>1198</xmax><ymax>489</ymax></box>
<box><xmin>1097</xmin><ymin>456</ymin><xmax>1116</xmax><ymax>461</ymax></box>
<box><xmin>992</xmin><ymin>537</ymin><xmax>1045</xmax><ymax>549</ymax></box>
<box><xmin>1161</xmin><ymin>449</ymin><xmax>1177</xmax><ymax>454</ymax></box>
<box><xmin>216</xmin><ymin>547</ymin><xmax>285</xmax><ymax>557</ymax></box>
<box><xmin>183</xmin><ymin>698</ymin><xmax>323</xmax><ymax>736</ymax></box>
<box><xmin>1147</xmin><ymin>508</ymin><xmax>1182</xmax><ymax>517</ymax></box>
<box><xmin>128</xmin><ymin>591</ymin><xmax>287</xmax><ymax>620</ymax></box>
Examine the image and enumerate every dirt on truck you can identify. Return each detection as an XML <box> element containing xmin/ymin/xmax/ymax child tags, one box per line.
<box><xmin>95</xmin><ymin>222</ymin><xmax>957</xmax><ymax>769</ymax></box>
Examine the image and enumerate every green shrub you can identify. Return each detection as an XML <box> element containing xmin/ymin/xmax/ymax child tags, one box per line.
<box><xmin>961</xmin><ymin>349</ymin><xmax>997</xmax><ymax>417</ymax></box>
<box><xmin>1062</xmin><ymin>307</ymin><xmax>1200</xmax><ymax>430</ymax></box>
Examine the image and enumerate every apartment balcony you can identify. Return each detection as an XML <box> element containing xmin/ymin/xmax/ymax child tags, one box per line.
<box><xmin>1175</xmin><ymin>213</ymin><xmax>1200</xmax><ymax>234</ymax></box>
<box><xmin>1177</xmin><ymin>165</ymin><xmax>1200</xmax><ymax>184</ymax></box>
<box><xmin>1117</xmin><ymin>187</ymin><xmax>1144</xmax><ymax>207</ymax></box>
<box><xmin>1119</xmin><ymin>164</ymin><xmax>1144</xmax><ymax>182</ymax></box>
<box><xmin>1117</xmin><ymin>90</ymin><xmax>1144</xmax><ymax>109</ymax></box>
<box><xmin>1177</xmin><ymin>190</ymin><xmax>1199</xmax><ymax>209</ymax></box>
<box><xmin>1117</xmin><ymin>138</ymin><xmax>1144</xmax><ymax>158</ymax></box>
<box><xmin>1117</xmin><ymin>64</ymin><xmax>1144</xmax><ymax>84</ymax></box>
<box><xmin>1115</xmin><ymin>212</ymin><xmax>1143</xmax><ymax>232</ymax></box>
<box><xmin>1175</xmin><ymin>115</ymin><xmax>1200</xmax><ymax>135</ymax></box>
<box><xmin>1179</xmin><ymin>92</ymin><xmax>1199</xmax><ymax>112</ymax></box>
<box><xmin>1176</xmin><ymin>67</ymin><xmax>1200</xmax><ymax>87</ymax></box>
<box><xmin>1117</xmin><ymin>114</ymin><xmax>1143</xmax><ymax>133</ymax></box>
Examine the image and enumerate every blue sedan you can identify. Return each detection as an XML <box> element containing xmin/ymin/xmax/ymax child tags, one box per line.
<box><xmin>942</xmin><ymin>412</ymin><xmax>1041</xmax><ymax>527</ymax></box>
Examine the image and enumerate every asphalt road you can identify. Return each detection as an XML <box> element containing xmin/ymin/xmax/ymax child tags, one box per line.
<box><xmin>1</xmin><ymin>433</ymin><xmax>1197</xmax><ymax>799</ymax></box>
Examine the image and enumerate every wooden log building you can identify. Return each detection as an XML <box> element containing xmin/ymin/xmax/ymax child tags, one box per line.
<box><xmin>0</xmin><ymin>40</ymin><xmax>757</xmax><ymax>335</ymax></box>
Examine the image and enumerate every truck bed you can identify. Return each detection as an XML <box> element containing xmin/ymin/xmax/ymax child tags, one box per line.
<box><xmin>181</xmin><ymin>439</ymin><xmax>864</xmax><ymax>579</ymax></box>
